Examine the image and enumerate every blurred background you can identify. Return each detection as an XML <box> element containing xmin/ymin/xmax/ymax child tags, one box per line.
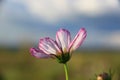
<box><xmin>0</xmin><ymin>0</ymin><xmax>120</xmax><ymax>80</ymax></box>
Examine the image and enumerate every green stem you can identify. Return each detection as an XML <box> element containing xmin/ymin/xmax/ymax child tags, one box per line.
<box><xmin>64</xmin><ymin>63</ymin><xmax>69</xmax><ymax>80</ymax></box>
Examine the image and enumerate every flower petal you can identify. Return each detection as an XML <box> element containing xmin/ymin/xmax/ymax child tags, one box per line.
<box><xmin>56</xmin><ymin>29</ymin><xmax>71</xmax><ymax>53</ymax></box>
<box><xmin>69</xmin><ymin>28</ymin><xmax>87</xmax><ymax>52</ymax></box>
<box><xmin>39</xmin><ymin>37</ymin><xmax>62</xmax><ymax>55</ymax></box>
<box><xmin>30</xmin><ymin>48</ymin><xmax>51</xmax><ymax>58</ymax></box>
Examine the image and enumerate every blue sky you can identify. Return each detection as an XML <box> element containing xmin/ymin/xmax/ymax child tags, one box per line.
<box><xmin>0</xmin><ymin>0</ymin><xmax>120</xmax><ymax>49</ymax></box>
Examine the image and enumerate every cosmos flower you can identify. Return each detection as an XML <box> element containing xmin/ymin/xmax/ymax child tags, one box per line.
<box><xmin>30</xmin><ymin>28</ymin><xmax>87</xmax><ymax>63</ymax></box>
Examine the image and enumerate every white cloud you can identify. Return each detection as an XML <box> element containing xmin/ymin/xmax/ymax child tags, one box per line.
<box><xmin>15</xmin><ymin>0</ymin><xmax>72</xmax><ymax>22</ymax></box>
<box><xmin>9</xmin><ymin>0</ymin><xmax>120</xmax><ymax>22</ymax></box>
<box><xmin>85</xmin><ymin>28</ymin><xmax>120</xmax><ymax>48</ymax></box>
<box><xmin>104</xmin><ymin>31</ymin><xmax>120</xmax><ymax>47</ymax></box>
<box><xmin>0</xmin><ymin>14</ymin><xmax>35</xmax><ymax>45</ymax></box>
<box><xmin>73</xmin><ymin>0</ymin><xmax>120</xmax><ymax>16</ymax></box>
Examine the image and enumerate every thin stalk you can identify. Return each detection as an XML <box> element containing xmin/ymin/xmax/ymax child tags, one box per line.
<box><xmin>64</xmin><ymin>63</ymin><xmax>69</xmax><ymax>80</ymax></box>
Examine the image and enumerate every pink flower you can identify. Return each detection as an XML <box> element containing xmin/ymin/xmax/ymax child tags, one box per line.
<box><xmin>30</xmin><ymin>28</ymin><xmax>87</xmax><ymax>63</ymax></box>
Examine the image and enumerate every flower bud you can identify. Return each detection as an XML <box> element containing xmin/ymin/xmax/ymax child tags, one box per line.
<box><xmin>97</xmin><ymin>72</ymin><xmax>111</xmax><ymax>80</ymax></box>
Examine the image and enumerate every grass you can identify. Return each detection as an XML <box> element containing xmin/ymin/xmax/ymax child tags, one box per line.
<box><xmin>0</xmin><ymin>47</ymin><xmax>120</xmax><ymax>80</ymax></box>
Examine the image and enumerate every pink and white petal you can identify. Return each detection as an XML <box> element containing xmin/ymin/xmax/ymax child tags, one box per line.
<box><xmin>56</xmin><ymin>29</ymin><xmax>71</xmax><ymax>52</ymax></box>
<box><xmin>69</xmin><ymin>28</ymin><xmax>87</xmax><ymax>52</ymax></box>
<box><xmin>39</xmin><ymin>37</ymin><xmax>62</xmax><ymax>55</ymax></box>
<box><xmin>30</xmin><ymin>48</ymin><xmax>50</xmax><ymax>58</ymax></box>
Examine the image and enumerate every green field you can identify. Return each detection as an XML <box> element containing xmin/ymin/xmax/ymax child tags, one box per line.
<box><xmin>0</xmin><ymin>47</ymin><xmax>120</xmax><ymax>80</ymax></box>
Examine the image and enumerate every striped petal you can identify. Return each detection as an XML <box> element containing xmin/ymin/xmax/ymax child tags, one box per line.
<box><xmin>56</xmin><ymin>29</ymin><xmax>71</xmax><ymax>53</ymax></box>
<box><xmin>39</xmin><ymin>37</ymin><xmax>62</xmax><ymax>55</ymax></box>
<box><xmin>69</xmin><ymin>28</ymin><xmax>87</xmax><ymax>52</ymax></box>
<box><xmin>30</xmin><ymin>48</ymin><xmax>50</xmax><ymax>58</ymax></box>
